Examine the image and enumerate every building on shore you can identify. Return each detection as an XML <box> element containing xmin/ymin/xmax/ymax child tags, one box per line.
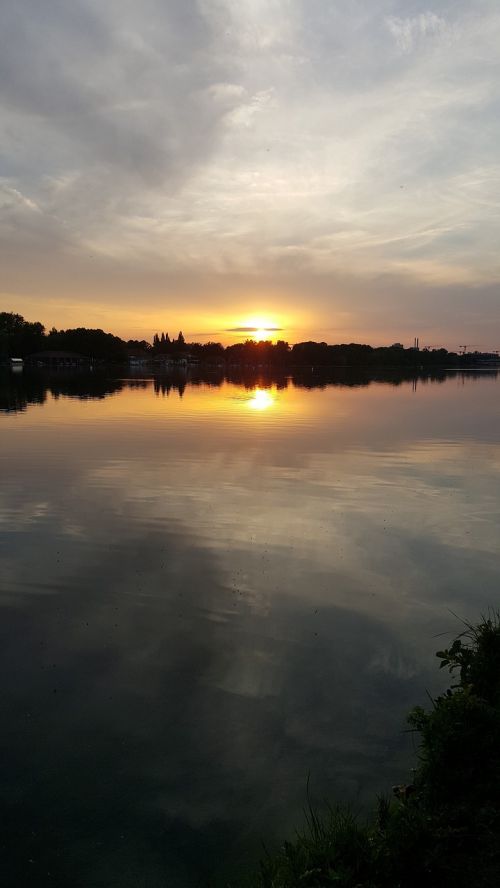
<box><xmin>26</xmin><ymin>350</ymin><xmax>91</xmax><ymax>368</ymax></box>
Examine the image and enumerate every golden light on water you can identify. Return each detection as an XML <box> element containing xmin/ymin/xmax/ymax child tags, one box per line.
<box><xmin>248</xmin><ymin>388</ymin><xmax>275</xmax><ymax>411</ymax></box>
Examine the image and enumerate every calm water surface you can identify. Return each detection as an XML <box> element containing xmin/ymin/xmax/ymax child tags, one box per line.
<box><xmin>1</xmin><ymin>368</ymin><xmax>500</xmax><ymax>886</ymax></box>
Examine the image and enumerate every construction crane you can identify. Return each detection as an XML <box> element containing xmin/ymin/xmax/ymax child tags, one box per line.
<box><xmin>459</xmin><ymin>344</ymin><xmax>479</xmax><ymax>355</ymax></box>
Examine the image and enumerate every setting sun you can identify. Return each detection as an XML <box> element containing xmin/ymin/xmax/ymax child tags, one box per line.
<box><xmin>232</xmin><ymin>316</ymin><xmax>282</xmax><ymax>342</ymax></box>
<box><xmin>253</xmin><ymin>328</ymin><xmax>274</xmax><ymax>342</ymax></box>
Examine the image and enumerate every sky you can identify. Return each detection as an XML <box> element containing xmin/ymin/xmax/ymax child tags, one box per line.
<box><xmin>1</xmin><ymin>0</ymin><xmax>500</xmax><ymax>348</ymax></box>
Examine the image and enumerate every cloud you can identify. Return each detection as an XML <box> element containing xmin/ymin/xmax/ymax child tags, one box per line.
<box><xmin>0</xmin><ymin>0</ymin><xmax>244</xmax><ymax>197</ymax></box>
<box><xmin>1</xmin><ymin>0</ymin><xmax>500</xmax><ymax>344</ymax></box>
<box><xmin>386</xmin><ymin>11</ymin><xmax>447</xmax><ymax>54</ymax></box>
<box><xmin>226</xmin><ymin>326</ymin><xmax>282</xmax><ymax>332</ymax></box>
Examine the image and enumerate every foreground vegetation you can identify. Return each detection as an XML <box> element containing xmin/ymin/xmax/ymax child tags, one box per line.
<box><xmin>253</xmin><ymin>614</ymin><xmax>500</xmax><ymax>888</ymax></box>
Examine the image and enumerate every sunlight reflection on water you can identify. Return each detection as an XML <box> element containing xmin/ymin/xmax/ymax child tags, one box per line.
<box><xmin>248</xmin><ymin>387</ymin><xmax>275</xmax><ymax>410</ymax></box>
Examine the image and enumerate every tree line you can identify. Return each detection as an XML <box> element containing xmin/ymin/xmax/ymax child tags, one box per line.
<box><xmin>0</xmin><ymin>310</ymin><xmax>481</xmax><ymax>369</ymax></box>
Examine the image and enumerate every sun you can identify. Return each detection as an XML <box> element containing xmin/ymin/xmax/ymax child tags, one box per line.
<box><xmin>242</xmin><ymin>316</ymin><xmax>281</xmax><ymax>342</ymax></box>
<box><xmin>253</xmin><ymin>328</ymin><xmax>270</xmax><ymax>342</ymax></box>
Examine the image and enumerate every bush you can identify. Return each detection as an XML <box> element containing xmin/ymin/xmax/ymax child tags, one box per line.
<box><xmin>251</xmin><ymin>613</ymin><xmax>500</xmax><ymax>887</ymax></box>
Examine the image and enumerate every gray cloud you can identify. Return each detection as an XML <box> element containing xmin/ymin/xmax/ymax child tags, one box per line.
<box><xmin>226</xmin><ymin>326</ymin><xmax>282</xmax><ymax>332</ymax></box>
<box><xmin>0</xmin><ymin>0</ymin><xmax>242</xmax><ymax>196</ymax></box>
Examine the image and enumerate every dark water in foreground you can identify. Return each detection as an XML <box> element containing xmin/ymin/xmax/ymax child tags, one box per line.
<box><xmin>1</xmin><ymin>368</ymin><xmax>499</xmax><ymax>886</ymax></box>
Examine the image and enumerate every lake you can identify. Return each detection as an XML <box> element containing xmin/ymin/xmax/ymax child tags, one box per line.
<box><xmin>1</xmin><ymin>367</ymin><xmax>499</xmax><ymax>886</ymax></box>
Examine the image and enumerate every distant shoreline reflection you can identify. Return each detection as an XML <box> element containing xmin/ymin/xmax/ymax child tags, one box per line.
<box><xmin>0</xmin><ymin>366</ymin><xmax>498</xmax><ymax>414</ymax></box>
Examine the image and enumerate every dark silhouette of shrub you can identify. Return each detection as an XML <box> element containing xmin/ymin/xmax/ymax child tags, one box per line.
<box><xmin>255</xmin><ymin>613</ymin><xmax>500</xmax><ymax>888</ymax></box>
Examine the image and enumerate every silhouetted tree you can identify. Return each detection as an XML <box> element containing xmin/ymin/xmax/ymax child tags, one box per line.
<box><xmin>127</xmin><ymin>339</ymin><xmax>151</xmax><ymax>353</ymax></box>
<box><xmin>0</xmin><ymin>312</ymin><xmax>45</xmax><ymax>358</ymax></box>
<box><xmin>46</xmin><ymin>327</ymin><xmax>127</xmax><ymax>361</ymax></box>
